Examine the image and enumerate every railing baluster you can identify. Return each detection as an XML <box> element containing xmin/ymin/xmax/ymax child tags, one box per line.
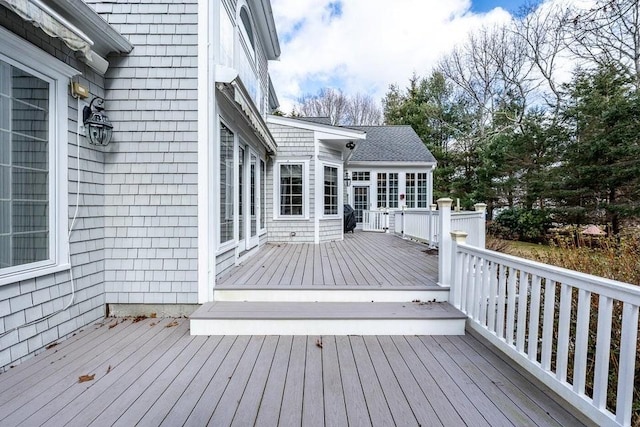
<box><xmin>473</xmin><ymin>255</ymin><xmax>482</xmax><ymax>321</ymax></box>
<box><xmin>496</xmin><ymin>264</ymin><xmax>507</xmax><ymax>339</ymax></box>
<box><xmin>556</xmin><ymin>283</ymin><xmax>572</xmax><ymax>383</ymax></box>
<box><xmin>541</xmin><ymin>279</ymin><xmax>556</xmax><ymax>371</ymax></box>
<box><xmin>487</xmin><ymin>260</ymin><xmax>498</xmax><ymax>333</ymax></box>
<box><xmin>616</xmin><ymin>302</ymin><xmax>639</xmax><ymax>426</ymax></box>
<box><xmin>592</xmin><ymin>295</ymin><xmax>613</xmax><ymax>410</ymax></box>
<box><xmin>465</xmin><ymin>254</ymin><xmax>474</xmax><ymax>315</ymax></box>
<box><xmin>479</xmin><ymin>259</ymin><xmax>490</xmax><ymax>326</ymax></box>
<box><xmin>516</xmin><ymin>271</ymin><xmax>529</xmax><ymax>353</ymax></box>
<box><xmin>573</xmin><ymin>288</ymin><xmax>591</xmax><ymax>395</ymax></box>
<box><xmin>506</xmin><ymin>267</ymin><xmax>517</xmax><ymax>346</ymax></box>
<box><xmin>527</xmin><ymin>275</ymin><xmax>542</xmax><ymax>361</ymax></box>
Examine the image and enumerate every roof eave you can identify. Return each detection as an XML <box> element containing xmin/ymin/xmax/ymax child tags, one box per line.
<box><xmin>267</xmin><ymin>115</ymin><xmax>366</xmax><ymax>139</ymax></box>
<box><xmin>347</xmin><ymin>161</ymin><xmax>437</xmax><ymax>167</ymax></box>
<box><xmin>249</xmin><ymin>0</ymin><xmax>280</xmax><ymax>60</ymax></box>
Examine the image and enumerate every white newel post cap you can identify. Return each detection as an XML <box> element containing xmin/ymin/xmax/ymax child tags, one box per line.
<box><xmin>474</xmin><ymin>203</ymin><xmax>487</xmax><ymax>212</ymax></box>
<box><xmin>450</xmin><ymin>230</ymin><xmax>468</xmax><ymax>244</ymax></box>
<box><xmin>437</xmin><ymin>198</ymin><xmax>453</xmax><ymax>209</ymax></box>
<box><xmin>430</xmin><ymin>204</ymin><xmax>437</xmax><ymax>211</ymax></box>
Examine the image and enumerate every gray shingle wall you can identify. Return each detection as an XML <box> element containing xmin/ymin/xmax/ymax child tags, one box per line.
<box><xmin>320</xmin><ymin>220</ymin><xmax>342</xmax><ymax>242</ymax></box>
<box><xmin>90</xmin><ymin>0</ymin><xmax>199</xmax><ymax>305</ymax></box>
<box><xmin>0</xmin><ymin>9</ymin><xmax>107</xmax><ymax>370</ymax></box>
<box><xmin>266</xmin><ymin>124</ymin><xmax>315</xmax><ymax>242</ymax></box>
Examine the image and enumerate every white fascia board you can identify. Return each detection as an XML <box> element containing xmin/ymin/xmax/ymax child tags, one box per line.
<box><xmin>266</xmin><ymin>115</ymin><xmax>366</xmax><ymax>139</ymax></box>
<box><xmin>248</xmin><ymin>0</ymin><xmax>280</xmax><ymax>59</ymax></box>
<box><xmin>347</xmin><ymin>161</ymin><xmax>437</xmax><ymax>168</ymax></box>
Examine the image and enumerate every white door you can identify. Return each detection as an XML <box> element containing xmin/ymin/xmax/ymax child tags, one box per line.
<box><xmin>247</xmin><ymin>151</ymin><xmax>259</xmax><ymax>250</ymax></box>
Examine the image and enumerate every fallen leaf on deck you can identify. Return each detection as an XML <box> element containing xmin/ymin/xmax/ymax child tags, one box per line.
<box><xmin>46</xmin><ymin>342</ymin><xmax>59</xmax><ymax>350</ymax></box>
<box><xmin>316</xmin><ymin>338</ymin><xmax>323</xmax><ymax>349</ymax></box>
<box><xmin>165</xmin><ymin>321</ymin><xmax>179</xmax><ymax>328</ymax></box>
<box><xmin>108</xmin><ymin>321</ymin><xmax>118</xmax><ymax>329</ymax></box>
<box><xmin>106</xmin><ymin>365</ymin><xmax>112</xmax><ymax>374</ymax></box>
<box><xmin>150</xmin><ymin>312</ymin><xmax>157</xmax><ymax>318</ymax></box>
<box><xmin>132</xmin><ymin>315</ymin><xmax>147</xmax><ymax>323</ymax></box>
<box><xmin>150</xmin><ymin>322</ymin><xmax>157</xmax><ymax>327</ymax></box>
<box><xmin>78</xmin><ymin>374</ymin><xmax>95</xmax><ymax>383</ymax></box>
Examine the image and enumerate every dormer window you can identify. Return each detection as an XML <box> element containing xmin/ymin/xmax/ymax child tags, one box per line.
<box><xmin>239</xmin><ymin>7</ymin><xmax>255</xmax><ymax>57</ymax></box>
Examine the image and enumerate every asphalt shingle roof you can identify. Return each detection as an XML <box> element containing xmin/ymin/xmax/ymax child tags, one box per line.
<box><xmin>348</xmin><ymin>125</ymin><xmax>436</xmax><ymax>163</ymax></box>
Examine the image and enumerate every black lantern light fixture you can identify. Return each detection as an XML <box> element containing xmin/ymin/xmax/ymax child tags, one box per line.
<box><xmin>346</xmin><ymin>141</ymin><xmax>355</xmax><ymax>150</ymax></box>
<box><xmin>83</xmin><ymin>97</ymin><xmax>113</xmax><ymax>146</ymax></box>
<box><xmin>344</xmin><ymin>171</ymin><xmax>351</xmax><ymax>186</ymax></box>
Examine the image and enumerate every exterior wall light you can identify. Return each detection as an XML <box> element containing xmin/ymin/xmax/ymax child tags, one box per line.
<box><xmin>344</xmin><ymin>171</ymin><xmax>351</xmax><ymax>186</ymax></box>
<box><xmin>346</xmin><ymin>141</ymin><xmax>355</xmax><ymax>150</ymax></box>
<box><xmin>83</xmin><ymin>97</ymin><xmax>113</xmax><ymax>146</ymax></box>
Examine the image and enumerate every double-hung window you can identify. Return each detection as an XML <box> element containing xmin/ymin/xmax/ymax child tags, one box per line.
<box><xmin>323</xmin><ymin>165</ymin><xmax>338</xmax><ymax>216</ymax></box>
<box><xmin>0</xmin><ymin>28</ymin><xmax>73</xmax><ymax>284</ymax></box>
<box><xmin>275</xmin><ymin>160</ymin><xmax>307</xmax><ymax>218</ymax></box>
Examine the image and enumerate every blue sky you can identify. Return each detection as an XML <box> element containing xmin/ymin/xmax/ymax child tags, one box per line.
<box><xmin>269</xmin><ymin>0</ymin><xmax>536</xmax><ymax>113</ymax></box>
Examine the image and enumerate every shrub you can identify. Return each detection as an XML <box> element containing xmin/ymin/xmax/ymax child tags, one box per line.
<box><xmin>492</xmin><ymin>208</ymin><xmax>552</xmax><ymax>243</ymax></box>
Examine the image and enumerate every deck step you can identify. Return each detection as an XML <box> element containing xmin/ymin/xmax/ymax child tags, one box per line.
<box><xmin>213</xmin><ymin>285</ymin><xmax>449</xmax><ymax>302</ymax></box>
<box><xmin>190</xmin><ymin>301</ymin><xmax>466</xmax><ymax>335</ymax></box>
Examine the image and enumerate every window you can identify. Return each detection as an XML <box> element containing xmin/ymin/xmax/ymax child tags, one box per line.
<box><xmin>219</xmin><ymin>123</ymin><xmax>234</xmax><ymax>244</ymax></box>
<box><xmin>417</xmin><ymin>173</ymin><xmax>428</xmax><ymax>208</ymax></box>
<box><xmin>279</xmin><ymin>163</ymin><xmax>304</xmax><ymax>216</ymax></box>
<box><xmin>389</xmin><ymin>173</ymin><xmax>398</xmax><ymax>208</ymax></box>
<box><xmin>406</xmin><ymin>173</ymin><xmax>416</xmax><ymax>208</ymax></box>
<box><xmin>0</xmin><ymin>28</ymin><xmax>73</xmax><ymax>284</ymax></box>
<box><xmin>376</xmin><ymin>172</ymin><xmax>399</xmax><ymax>208</ymax></box>
<box><xmin>219</xmin><ymin>4</ymin><xmax>234</xmax><ymax>68</ymax></box>
<box><xmin>377</xmin><ymin>173</ymin><xmax>387</xmax><ymax>208</ymax></box>
<box><xmin>324</xmin><ymin>166</ymin><xmax>338</xmax><ymax>215</ymax></box>
<box><xmin>239</xmin><ymin>7</ymin><xmax>255</xmax><ymax>52</ymax></box>
<box><xmin>352</xmin><ymin>171</ymin><xmax>369</xmax><ymax>181</ymax></box>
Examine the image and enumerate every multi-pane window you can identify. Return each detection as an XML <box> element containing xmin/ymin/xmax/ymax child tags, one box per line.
<box><xmin>0</xmin><ymin>59</ymin><xmax>50</xmax><ymax>270</ymax></box>
<box><xmin>279</xmin><ymin>164</ymin><xmax>303</xmax><ymax>216</ymax></box>
<box><xmin>377</xmin><ymin>173</ymin><xmax>399</xmax><ymax>208</ymax></box>
<box><xmin>260</xmin><ymin>159</ymin><xmax>265</xmax><ymax>229</ymax></box>
<box><xmin>352</xmin><ymin>171</ymin><xmax>369</xmax><ymax>181</ymax></box>
<box><xmin>405</xmin><ymin>173</ymin><xmax>416</xmax><ymax>208</ymax></box>
<box><xmin>377</xmin><ymin>173</ymin><xmax>387</xmax><ymax>208</ymax></box>
<box><xmin>324</xmin><ymin>166</ymin><xmax>338</xmax><ymax>215</ymax></box>
<box><xmin>389</xmin><ymin>173</ymin><xmax>398</xmax><ymax>208</ymax></box>
<box><xmin>417</xmin><ymin>173</ymin><xmax>428</xmax><ymax>208</ymax></box>
<box><xmin>219</xmin><ymin>123</ymin><xmax>234</xmax><ymax>244</ymax></box>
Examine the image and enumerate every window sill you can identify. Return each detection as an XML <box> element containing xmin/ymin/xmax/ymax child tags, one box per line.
<box><xmin>0</xmin><ymin>262</ymin><xmax>71</xmax><ymax>287</ymax></box>
<box><xmin>273</xmin><ymin>216</ymin><xmax>310</xmax><ymax>222</ymax></box>
<box><xmin>321</xmin><ymin>215</ymin><xmax>341</xmax><ymax>220</ymax></box>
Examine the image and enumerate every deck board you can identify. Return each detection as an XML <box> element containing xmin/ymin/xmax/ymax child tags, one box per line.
<box><xmin>217</xmin><ymin>232</ymin><xmax>440</xmax><ymax>289</ymax></box>
<box><xmin>0</xmin><ymin>318</ymin><xmax>588</xmax><ymax>427</ymax></box>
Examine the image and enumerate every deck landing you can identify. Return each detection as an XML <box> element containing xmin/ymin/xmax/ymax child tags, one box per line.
<box><xmin>0</xmin><ymin>318</ymin><xmax>585</xmax><ymax>426</ymax></box>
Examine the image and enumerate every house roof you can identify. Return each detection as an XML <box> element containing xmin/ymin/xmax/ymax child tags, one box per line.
<box><xmin>294</xmin><ymin>117</ymin><xmax>333</xmax><ymax>126</ymax></box>
<box><xmin>348</xmin><ymin>126</ymin><xmax>436</xmax><ymax>164</ymax></box>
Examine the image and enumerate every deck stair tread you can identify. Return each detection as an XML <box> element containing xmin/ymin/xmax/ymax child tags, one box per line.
<box><xmin>190</xmin><ymin>301</ymin><xmax>466</xmax><ymax>320</ymax></box>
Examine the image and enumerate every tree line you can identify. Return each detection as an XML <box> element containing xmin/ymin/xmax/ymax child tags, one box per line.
<box><xmin>382</xmin><ymin>0</ymin><xmax>640</xmax><ymax>236</ymax></box>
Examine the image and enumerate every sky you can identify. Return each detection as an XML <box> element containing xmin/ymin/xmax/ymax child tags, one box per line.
<box><xmin>269</xmin><ymin>0</ymin><xmax>530</xmax><ymax>113</ymax></box>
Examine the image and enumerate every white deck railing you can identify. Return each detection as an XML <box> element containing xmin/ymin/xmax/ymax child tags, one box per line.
<box><xmin>363</xmin><ymin>210</ymin><xmax>389</xmax><ymax>232</ymax></box>
<box><xmin>393</xmin><ymin>204</ymin><xmax>486</xmax><ymax>248</ymax></box>
<box><xmin>448</xmin><ymin>231</ymin><xmax>639</xmax><ymax>427</ymax></box>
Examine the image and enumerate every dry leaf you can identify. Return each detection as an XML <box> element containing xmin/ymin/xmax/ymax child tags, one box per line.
<box><xmin>315</xmin><ymin>338</ymin><xmax>323</xmax><ymax>349</ymax></box>
<box><xmin>108</xmin><ymin>321</ymin><xmax>118</xmax><ymax>329</ymax></box>
<box><xmin>150</xmin><ymin>312</ymin><xmax>157</xmax><ymax>318</ymax></box>
<box><xmin>165</xmin><ymin>321</ymin><xmax>179</xmax><ymax>328</ymax></box>
<box><xmin>78</xmin><ymin>374</ymin><xmax>95</xmax><ymax>383</ymax></box>
<box><xmin>150</xmin><ymin>322</ymin><xmax>157</xmax><ymax>327</ymax></box>
<box><xmin>132</xmin><ymin>315</ymin><xmax>147</xmax><ymax>323</ymax></box>
<box><xmin>46</xmin><ymin>342</ymin><xmax>58</xmax><ymax>350</ymax></box>
<box><xmin>106</xmin><ymin>365</ymin><xmax>112</xmax><ymax>374</ymax></box>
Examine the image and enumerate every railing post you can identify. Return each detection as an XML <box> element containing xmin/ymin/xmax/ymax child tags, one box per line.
<box><xmin>437</xmin><ymin>198</ymin><xmax>453</xmax><ymax>287</ymax></box>
<box><xmin>474</xmin><ymin>203</ymin><xmax>487</xmax><ymax>249</ymax></box>
<box><xmin>401</xmin><ymin>205</ymin><xmax>405</xmax><ymax>239</ymax></box>
<box><xmin>429</xmin><ymin>203</ymin><xmax>437</xmax><ymax>247</ymax></box>
<box><xmin>450</xmin><ymin>230</ymin><xmax>468</xmax><ymax>308</ymax></box>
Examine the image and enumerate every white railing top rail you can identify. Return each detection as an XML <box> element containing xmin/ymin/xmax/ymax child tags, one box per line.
<box><xmin>457</xmin><ymin>242</ymin><xmax>640</xmax><ymax>305</ymax></box>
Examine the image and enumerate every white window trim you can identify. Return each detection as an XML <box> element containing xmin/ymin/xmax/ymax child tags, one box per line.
<box><xmin>321</xmin><ymin>161</ymin><xmax>342</xmax><ymax>219</ymax></box>
<box><xmin>0</xmin><ymin>27</ymin><xmax>76</xmax><ymax>286</ymax></box>
<box><xmin>273</xmin><ymin>158</ymin><xmax>309</xmax><ymax>220</ymax></box>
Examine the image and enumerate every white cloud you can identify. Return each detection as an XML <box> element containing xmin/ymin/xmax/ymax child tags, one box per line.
<box><xmin>269</xmin><ymin>0</ymin><xmax>513</xmax><ymax>113</ymax></box>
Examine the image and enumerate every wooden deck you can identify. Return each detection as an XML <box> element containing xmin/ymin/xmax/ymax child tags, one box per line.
<box><xmin>218</xmin><ymin>232</ymin><xmax>439</xmax><ymax>288</ymax></box>
<box><xmin>0</xmin><ymin>318</ymin><xmax>586</xmax><ymax>426</ymax></box>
